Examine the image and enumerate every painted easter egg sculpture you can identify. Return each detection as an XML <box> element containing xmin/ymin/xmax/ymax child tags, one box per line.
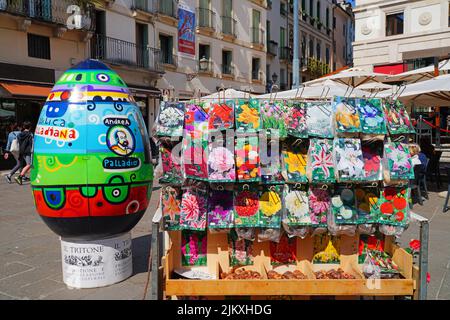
<box><xmin>31</xmin><ymin>60</ymin><xmax>153</xmax><ymax>240</ymax></box>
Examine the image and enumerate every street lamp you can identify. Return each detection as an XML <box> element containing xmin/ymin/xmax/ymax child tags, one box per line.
<box><xmin>199</xmin><ymin>56</ymin><xmax>209</xmax><ymax>71</ymax></box>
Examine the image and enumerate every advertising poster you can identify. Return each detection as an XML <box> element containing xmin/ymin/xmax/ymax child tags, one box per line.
<box><xmin>178</xmin><ymin>5</ymin><xmax>195</xmax><ymax>56</ymax></box>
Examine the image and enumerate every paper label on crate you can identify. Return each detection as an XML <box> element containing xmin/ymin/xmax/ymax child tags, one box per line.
<box><xmin>174</xmin><ymin>268</ymin><xmax>216</xmax><ymax>280</ymax></box>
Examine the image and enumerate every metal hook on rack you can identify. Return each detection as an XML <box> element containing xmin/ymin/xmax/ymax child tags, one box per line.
<box><xmin>346</xmin><ymin>183</ymin><xmax>353</xmax><ymax>189</ymax></box>
<box><xmin>371</xmin><ymin>182</ymin><xmax>378</xmax><ymax>188</ymax></box>
<box><xmin>320</xmin><ymin>184</ymin><xmax>329</xmax><ymax>191</ymax></box>
<box><xmin>270</xmin><ymin>84</ymin><xmax>279</xmax><ymax>104</ymax></box>
<box><xmin>243</xmin><ymin>184</ymin><xmax>249</xmax><ymax>191</ymax></box>
<box><xmin>293</xmin><ymin>138</ymin><xmax>303</xmax><ymax>147</ymax></box>
<box><xmin>294</xmin><ymin>86</ymin><xmax>305</xmax><ymax>100</ymax></box>
<box><xmin>294</xmin><ymin>183</ymin><xmax>301</xmax><ymax>189</ymax></box>
<box><xmin>217</xmin><ymin>185</ymin><xmax>224</xmax><ymax>191</ymax></box>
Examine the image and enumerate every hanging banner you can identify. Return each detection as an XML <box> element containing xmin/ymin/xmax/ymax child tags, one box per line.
<box><xmin>178</xmin><ymin>5</ymin><xmax>196</xmax><ymax>56</ymax></box>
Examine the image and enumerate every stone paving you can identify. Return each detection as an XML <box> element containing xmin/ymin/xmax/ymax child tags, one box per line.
<box><xmin>0</xmin><ymin>171</ymin><xmax>450</xmax><ymax>300</ymax></box>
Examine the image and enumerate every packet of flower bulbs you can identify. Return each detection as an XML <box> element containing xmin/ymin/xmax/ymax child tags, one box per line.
<box><xmin>376</xmin><ymin>186</ymin><xmax>410</xmax><ymax>228</ymax></box>
<box><xmin>182</xmin><ymin>131</ymin><xmax>208</xmax><ymax>181</ymax></box>
<box><xmin>233</xmin><ymin>184</ymin><xmax>260</xmax><ymax>227</ymax></box>
<box><xmin>333</xmin><ymin>97</ymin><xmax>361</xmax><ymax>135</ymax></box>
<box><xmin>333</xmin><ymin>138</ymin><xmax>365</xmax><ymax>182</ymax></box>
<box><xmin>282</xmin><ymin>138</ymin><xmax>309</xmax><ymax>184</ymax></box>
<box><xmin>356</xmin><ymin>98</ymin><xmax>387</xmax><ymax>138</ymax></box>
<box><xmin>180</xmin><ymin>183</ymin><xmax>208</xmax><ymax>231</ymax></box>
<box><xmin>159</xmin><ymin>141</ymin><xmax>183</xmax><ymax>185</ymax></box>
<box><xmin>307</xmin><ymin>138</ymin><xmax>336</xmax><ymax>184</ymax></box>
<box><xmin>162</xmin><ymin>185</ymin><xmax>182</xmax><ymax>231</ymax></box>
<box><xmin>260</xmin><ymin>100</ymin><xmax>288</xmax><ymax>139</ymax></box>
<box><xmin>283</xmin><ymin>184</ymin><xmax>311</xmax><ymax>226</ymax></box>
<box><xmin>383</xmin><ymin>142</ymin><xmax>414</xmax><ymax>183</ymax></box>
<box><xmin>235</xmin><ymin>227</ymin><xmax>256</xmax><ymax>241</ymax></box>
<box><xmin>208</xmin><ymin>100</ymin><xmax>235</xmax><ymax>131</ymax></box>
<box><xmin>228</xmin><ymin>229</ymin><xmax>254</xmax><ymax>266</ymax></box>
<box><xmin>181</xmin><ymin>230</ymin><xmax>207</xmax><ymax>266</ymax></box>
<box><xmin>270</xmin><ymin>233</ymin><xmax>297</xmax><ymax>265</ymax></box>
<box><xmin>362</xmin><ymin>141</ymin><xmax>383</xmax><ymax>181</ymax></box>
<box><xmin>308</xmin><ymin>186</ymin><xmax>331</xmax><ymax>230</ymax></box>
<box><xmin>156</xmin><ymin>101</ymin><xmax>185</xmax><ymax>137</ymax></box>
<box><xmin>257</xmin><ymin>228</ymin><xmax>282</xmax><ymax>243</ymax></box>
<box><xmin>184</xmin><ymin>103</ymin><xmax>209</xmax><ymax>133</ymax></box>
<box><xmin>260</xmin><ymin>136</ymin><xmax>284</xmax><ymax>184</ymax></box>
<box><xmin>306</xmin><ymin>102</ymin><xmax>334</xmax><ymax>138</ymax></box>
<box><xmin>235</xmin><ymin>99</ymin><xmax>261</xmax><ymax>133</ymax></box>
<box><xmin>207</xmin><ymin>185</ymin><xmax>235</xmax><ymax>229</ymax></box>
<box><xmin>207</xmin><ymin>132</ymin><xmax>235</xmax><ymax>182</ymax></box>
<box><xmin>258</xmin><ymin>185</ymin><xmax>283</xmax><ymax>228</ymax></box>
<box><xmin>235</xmin><ymin>134</ymin><xmax>260</xmax><ymax>182</ymax></box>
<box><xmin>383</xmin><ymin>100</ymin><xmax>415</xmax><ymax>135</ymax></box>
<box><xmin>331</xmin><ymin>185</ymin><xmax>358</xmax><ymax>225</ymax></box>
<box><xmin>354</xmin><ymin>186</ymin><xmax>380</xmax><ymax>225</ymax></box>
<box><xmin>287</xmin><ymin>102</ymin><xmax>308</xmax><ymax>138</ymax></box>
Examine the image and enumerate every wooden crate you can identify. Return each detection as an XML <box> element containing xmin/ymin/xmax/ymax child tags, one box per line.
<box><xmin>163</xmin><ymin>230</ymin><xmax>416</xmax><ymax>298</ymax></box>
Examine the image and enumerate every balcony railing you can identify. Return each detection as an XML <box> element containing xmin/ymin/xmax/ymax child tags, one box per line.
<box><xmin>306</xmin><ymin>57</ymin><xmax>330</xmax><ymax>77</ymax></box>
<box><xmin>90</xmin><ymin>34</ymin><xmax>163</xmax><ymax>73</ymax></box>
<box><xmin>251</xmin><ymin>27</ymin><xmax>265</xmax><ymax>46</ymax></box>
<box><xmin>160</xmin><ymin>52</ymin><xmax>177</xmax><ymax>67</ymax></box>
<box><xmin>267</xmin><ymin>40</ymin><xmax>278</xmax><ymax>56</ymax></box>
<box><xmin>222</xmin><ymin>64</ymin><xmax>234</xmax><ymax>76</ymax></box>
<box><xmin>158</xmin><ymin>0</ymin><xmax>177</xmax><ymax>18</ymax></box>
<box><xmin>279</xmin><ymin>46</ymin><xmax>292</xmax><ymax>61</ymax></box>
<box><xmin>221</xmin><ymin>16</ymin><xmax>237</xmax><ymax>37</ymax></box>
<box><xmin>197</xmin><ymin>7</ymin><xmax>215</xmax><ymax>29</ymax></box>
<box><xmin>0</xmin><ymin>0</ymin><xmax>95</xmax><ymax>30</ymax></box>
<box><xmin>197</xmin><ymin>59</ymin><xmax>213</xmax><ymax>73</ymax></box>
<box><xmin>132</xmin><ymin>0</ymin><xmax>157</xmax><ymax>14</ymax></box>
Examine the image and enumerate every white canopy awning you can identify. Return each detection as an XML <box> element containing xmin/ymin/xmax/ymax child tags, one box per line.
<box><xmin>302</xmin><ymin>67</ymin><xmax>389</xmax><ymax>87</ymax></box>
<box><xmin>200</xmin><ymin>88</ymin><xmax>251</xmax><ymax>101</ymax></box>
<box><xmin>386</xmin><ymin>59</ymin><xmax>450</xmax><ymax>83</ymax></box>
<box><xmin>257</xmin><ymin>80</ymin><xmax>371</xmax><ymax>99</ymax></box>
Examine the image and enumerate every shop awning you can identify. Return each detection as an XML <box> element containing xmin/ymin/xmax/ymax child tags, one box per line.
<box><xmin>0</xmin><ymin>82</ymin><xmax>51</xmax><ymax>98</ymax></box>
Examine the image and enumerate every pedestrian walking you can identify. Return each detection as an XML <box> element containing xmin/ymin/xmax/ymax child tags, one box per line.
<box><xmin>14</xmin><ymin>121</ymin><xmax>34</xmax><ymax>185</ymax></box>
<box><xmin>3</xmin><ymin>123</ymin><xmax>23</xmax><ymax>183</ymax></box>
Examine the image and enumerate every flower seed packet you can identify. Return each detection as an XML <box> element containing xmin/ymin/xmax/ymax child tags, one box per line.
<box><xmin>207</xmin><ymin>188</ymin><xmax>234</xmax><ymax>229</ymax></box>
<box><xmin>184</xmin><ymin>103</ymin><xmax>209</xmax><ymax>133</ymax></box>
<box><xmin>156</xmin><ymin>101</ymin><xmax>185</xmax><ymax>137</ymax></box>
<box><xmin>362</xmin><ymin>141</ymin><xmax>383</xmax><ymax>181</ymax></box>
<box><xmin>162</xmin><ymin>186</ymin><xmax>182</xmax><ymax>231</ymax></box>
<box><xmin>182</xmin><ymin>131</ymin><xmax>208</xmax><ymax>180</ymax></box>
<box><xmin>228</xmin><ymin>229</ymin><xmax>254</xmax><ymax>266</ymax></box>
<box><xmin>270</xmin><ymin>233</ymin><xmax>297</xmax><ymax>265</ymax></box>
<box><xmin>383</xmin><ymin>100</ymin><xmax>415</xmax><ymax>135</ymax></box>
<box><xmin>355</xmin><ymin>186</ymin><xmax>380</xmax><ymax>224</ymax></box>
<box><xmin>207</xmin><ymin>133</ymin><xmax>235</xmax><ymax>182</ymax></box>
<box><xmin>180</xmin><ymin>186</ymin><xmax>208</xmax><ymax>231</ymax></box>
<box><xmin>384</xmin><ymin>142</ymin><xmax>414</xmax><ymax>180</ymax></box>
<box><xmin>377</xmin><ymin>187</ymin><xmax>410</xmax><ymax>227</ymax></box>
<box><xmin>283</xmin><ymin>184</ymin><xmax>311</xmax><ymax>226</ymax></box>
<box><xmin>306</xmin><ymin>102</ymin><xmax>333</xmax><ymax>138</ymax></box>
<box><xmin>159</xmin><ymin>142</ymin><xmax>183</xmax><ymax>185</ymax></box>
<box><xmin>208</xmin><ymin>101</ymin><xmax>235</xmax><ymax>131</ymax></box>
<box><xmin>258</xmin><ymin>185</ymin><xmax>283</xmax><ymax>228</ymax></box>
<box><xmin>357</xmin><ymin>98</ymin><xmax>387</xmax><ymax>135</ymax></box>
<box><xmin>331</xmin><ymin>185</ymin><xmax>358</xmax><ymax>225</ymax></box>
<box><xmin>333</xmin><ymin>97</ymin><xmax>361</xmax><ymax>134</ymax></box>
<box><xmin>261</xmin><ymin>100</ymin><xmax>288</xmax><ymax>139</ymax></box>
<box><xmin>282</xmin><ymin>138</ymin><xmax>309</xmax><ymax>184</ymax></box>
<box><xmin>260</xmin><ymin>138</ymin><xmax>283</xmax><ymax>184</ymax></box>
<box><xmin>233</xmin><ymin>185</ymin><xmax>260</xmax><ymax>227</ymax></box>
<box><xmin>334</xmin><ymin>138</ymin><xmax>365</xmax><ymax>182</ymax></box>
<box><xmin>181</xmin><ymin>230</ymin><xmax>207</xmax><ymax>266</ymax></box>
<box><xmin>235</xmin><ymin>99</ymin><xmax>261</xmax><ymax>133</ymax></box>
<box><xmin>308</xmin><ymin>138</ymin><xmax>336</xmax><ymax>183</ymax></box>
<box><xmin>308</xmin><ymin>187</ymin><xmax>330</xmax><ymax>227</ymax></box>
<box><xmin>287</xmin><ymin>102</ymin><xmax>308</xmax><ymax>138</ymax></box>
<box><xmin>235</xmin><ymin>134</ymin><xmax>260</xmax><ymax>182</ymax></box>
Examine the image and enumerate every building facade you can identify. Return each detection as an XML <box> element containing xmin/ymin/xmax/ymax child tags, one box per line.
<box><xmin>353</xmin><ymin>0</ymin><xmax>450</xmax><ymax>73</ymax></box>
<box><xmin>155</xmin><ymin>0</ymin><xmax>267</xmax><ymax>99</ymax></box>
<box><xmin>265</xmin><ymin>0</ymin><xmax>354</xmax><ymax>91</ymax></box>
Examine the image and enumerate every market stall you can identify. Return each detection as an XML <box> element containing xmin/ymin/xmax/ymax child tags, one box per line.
<box><xmin>149</xmin><ymin>91</ymin><xmax>429</xmax><ymax>300</ymax></box>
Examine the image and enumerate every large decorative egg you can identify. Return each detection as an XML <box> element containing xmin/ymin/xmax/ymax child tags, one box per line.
<box><xmin>31</xmin><ymin>60</ymin><xmax>153</xmax><ymax>240</ymax></box>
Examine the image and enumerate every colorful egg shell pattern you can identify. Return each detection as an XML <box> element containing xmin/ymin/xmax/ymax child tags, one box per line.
<box><xmin>31</xmin><ymin>60</ymin><xmax>153</xmax><ymax>239</ymax></box>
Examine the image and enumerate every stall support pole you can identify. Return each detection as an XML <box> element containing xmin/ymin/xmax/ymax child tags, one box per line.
<box><xmin>418</xmin><ymin>215</ymin><xmax>429</xmax><ymax>300</ymax></box>
<box><xmin>150</xmin><ymin>221</ymin><xmax>162</xmax><ymax>300</ymax></box>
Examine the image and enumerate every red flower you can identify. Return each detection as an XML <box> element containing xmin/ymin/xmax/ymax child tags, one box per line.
<box><xmin>409</xmin><ymin>239</ymin><xmax>421</xmax><ymax>251</ymax></box>
<box><xmin>427</xmin><ymin>272</ymin><xmax>430</xmax><ymax>283</ymax></box>
<box><xmin>393</xmin><ymin>197</ymin><xmax>407</xmax><ymax>210</ymax></box>
<box><xmin>380</xmin><ymin>202</ymin><xmax>394</xmax><ymax>215</ymax></box>
<box><xmin>383</xmin><ymin>188</ymin><xmax>397</xmax><ymax>201</ymax></box>
<box><xmin>395</xmin><ymin>211</ymin><xmax>404</xmax><ymax>222</ymax></box>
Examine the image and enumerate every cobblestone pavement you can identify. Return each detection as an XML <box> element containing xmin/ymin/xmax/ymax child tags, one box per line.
<box><xmin>0</xmin><ymin>171</ymin><xmax>449</xmax><ymax>299</ymax></box>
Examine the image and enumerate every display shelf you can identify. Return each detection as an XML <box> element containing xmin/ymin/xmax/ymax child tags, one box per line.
<box><xmin>162</xmin><ymin>230</ymin><xmax>417</xmax><ymax>298</ymax></box>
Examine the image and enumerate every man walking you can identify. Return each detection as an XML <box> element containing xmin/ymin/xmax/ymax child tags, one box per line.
<box><xmin>3</xmin><ymin>123</ymin><xmax>22</xmax><ymax>183</ymax></box>
<box><xmin>14</xmin><ymin>121</ymin><xmax>33</xmax><ymax>185</ymax></box>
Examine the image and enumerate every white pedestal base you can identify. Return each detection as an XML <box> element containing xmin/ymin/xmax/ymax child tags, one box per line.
<box><xmin>60</xmin><ymin>232</ymin><xmax>133</xmax><ymax>289</ymax></box>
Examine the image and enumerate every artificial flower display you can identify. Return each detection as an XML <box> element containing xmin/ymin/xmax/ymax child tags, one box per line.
<box><xmin>156</xmin><ymin>101</ymin><xmax>185</xmax><ymax>137</ymax></box>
